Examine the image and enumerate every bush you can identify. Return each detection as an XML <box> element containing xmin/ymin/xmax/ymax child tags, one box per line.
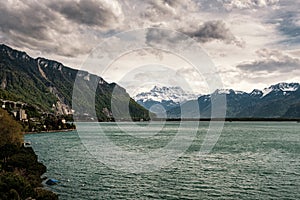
<box><xmin>0</xmin><ymin>108</ymin><xmax>23</xmax><ymax>147</ymax></box>
<box><xmin>0</xmin><ymin>108</ymin><xmax>58</xmax><ymax>199</ymax></box>
<box><xmin>0</xmin><ymin>144</ymin><xmax>19</xmax><ymax>161</ymax></box>
<box><xmin>0</xmin><ymin>148</ymin><xmax>57</xmax><ymax>199</ymax></box>
<box><xmin>35</xmin><ymin>188</ymin><xmax>59</xmax><ymax>200</ymax></box>
<box><xmin>2</xmin><ymin>146</ymin><xmax>46</xmax><ymax>187</ymax></box>
<box><xmin>0</xmin><ymin>172</ymin><xmax>35</xmax><ymax>199</ymax></box>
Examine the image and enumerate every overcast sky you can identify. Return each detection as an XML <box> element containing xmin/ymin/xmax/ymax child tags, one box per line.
<box><xmin>1</xmin><ymin>0</ymin><xmax>300</xmax><ymax>95</ymax></box>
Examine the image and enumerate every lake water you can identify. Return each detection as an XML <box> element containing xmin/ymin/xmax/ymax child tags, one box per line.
<box><xmin>25</xmin><ymin>122</ymin><xmax>300</xmax><ymax>199</ymax></box>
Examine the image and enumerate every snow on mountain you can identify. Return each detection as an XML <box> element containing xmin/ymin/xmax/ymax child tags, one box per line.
<box><xmin>214</xmin><ymin>89</ymin><xmax>246</xmax><ymax>95</ymax></box>
<box><xmin>136</xmin><ymin>83</ymin><xmax>299</xmax><ymax>104</ymax></box>
<box><xmin>234</xmin><ymin>90</ymin><xmax>247</xmax><ymax>95</ymax></box>
<box><xmin>134</xmin><ymin>86</ymin><xmax>199</xmax><ymax>103</ymax></box>
<box><xmin>215</xmin><ymin>89</ymin><xmax>232</xmax><ymax>95</ymax></box>
<box><xmin>208</xmin><ymin>83</ymin><xmax>299</xmax><ymax>98</ymax></box>
<box><xmin>166</xmin><ymin>82</ymin><xmax>300</xmax><ymax>119</ymax></box>
<box><xmin>261</xmin><ymin>87</ymin><xmax>273</xmax><ymax>98</ymax></box>
<box><xmin>275</xmin><ymin>82</ymin><xmax>299</xmax><ymax>92</ymax></box>
<box><xmin>250</xmin><ymin>89</ymin><xmax>263</xmax><ymax>97</ymax></box>
<box><xmin>261</xmin><ymin>82</ymin><xmax>299</xmax><ymax>98</ymax></box>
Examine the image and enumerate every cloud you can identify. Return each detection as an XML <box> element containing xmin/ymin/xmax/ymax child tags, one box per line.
<box><xmin>148</xmin><ymin>0</ymin><xmax>182</xmax><ymax>13</ymax></box>
<box><xmin>0</xmin><ymin>0</ymin><xmax>244</xmax><ymax>59</ymax></box>
<box><xmin>223</xmin><ymin>0</ymin><xmax>279</xmax><ymax>10</ymax></box>
<box><xmin>0</xmin><ymin>0</ymin><xmax>123</xmax><ymax>57</ymax></box>
<box><xmin>49</xmin><ymin>0</ymin><xmax>122</xmax><ymax>28</ymax></box>
<box><xmin>186</xmin><ymin>20</ymin><xmax>244</xmax><ymax>47</ymax></box>
<box><xmin>197</xmin><ymin>0</ymin><xmax>279</xmax><ymax>13</ymax></box>
<box><xmin>141</xmin><ymin>0</ymin><xmax>196</xmax><ymax>21</ymax></box>
<box><xmin>237</xmin><ymin>49</ymin><xmax>300</xmax><ymax>73</ymax></box>
<box><xmin>144</xmin><ymin>20</ymin><xmax>244</xmax><ymax>49</ymax></box>
<box><xmin>219</xmin><ymin>49</ymin><xmax>300</xmax><ymax>92</ymax></box>
<box><xmin>145</xmin><ymin>28</ymin><xmax>194</xmax><ymax>50</ymax></box>
<box><xmin>267</xmin><ymin>0</ymin><xmax>300</xmax><ymax>47</ymax></box>
<box><xmin>0</xmin><ymin>1</ymin><xmax>57</xmax><ymax>42</ymax></box>
<box><xmin>175</xmin><ymin>67</ymin><xmax>210</xmax><ymax>94</ymax></box>
<box><xmin>0</xmin><ymin>0</ymin><xmax>299</xmax><ymax>93</ymax></box>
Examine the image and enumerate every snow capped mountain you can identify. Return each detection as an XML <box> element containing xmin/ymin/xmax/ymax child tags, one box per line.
<box><xmin>269</xmin><ymin>82</ymin><xmax>299</xmax><ymax>92</ymax></box>
<box><xmin>136</xmin><ymin>83</ymin><xmax>299</xmax><ymax>105</ymax></box>
<box><xmin>257</xmin><ymin>83</ymin><xmax>299</xmax><ymax>98</ymax></box>
<box><xmin>214</xmin><ymin>89</ymin><xmax>246</xmax><ymax>95</ymax></box>
<box><xmin>167</xmin><ymin>82</ymin><xmax>300</xmax><ymax>119</ymax></box>
<box><xmin>247</xmin><ymin>83</ymin><xmax>300</xmax><ymax>98</ymax></box>
<box><xmin>261</xmin><ymin>87</ymin><xmax>273</xmax><ymax>98</ymax></box>
<box><xmin>135</xmin><ymin>82</ymin><xmax>300</xmax><ymax>118</ymax></box>
<box><xmin>214</xmin><ymin>89</ymin><xmax>232</xmax><ymax>95</ymax></box>
<box><xmin>134</xmin><ymin>86</ymin><xmax>199</xmax><ymax>103</ymax></box>
<box><xmin>134</xmin><ymin>86</ymin><xmax>199</xmax><ymax>113</ymax></box>
<box><xmin>250</xmin><ymin>89</ymin><xmax>263</xmax><ymax>97</ymax></box>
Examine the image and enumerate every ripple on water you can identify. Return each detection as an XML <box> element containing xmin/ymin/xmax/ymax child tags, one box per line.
<box><xmin>26</xmin><ymin>122</ymin><xmax>300</xmax><ymax>200</ymax></box>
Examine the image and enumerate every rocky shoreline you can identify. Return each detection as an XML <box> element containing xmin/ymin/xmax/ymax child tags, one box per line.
<box><xmin>0</xmin><ymin>145</ymin><xmax>59</xmax><ymax>199</ymax></box>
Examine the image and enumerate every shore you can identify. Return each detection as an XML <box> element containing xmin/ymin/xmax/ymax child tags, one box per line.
<box><xmin>23</xmin><ymin>128</ymin><xmax>76</xmax><ymax>134</ymax></box>
<box><xmin>0</xmin><ymin>145</ymin><xmax>59</xmax><ymax>199</ymax></box>
<box><xmin>21</xmin><ymin>119</ymin><xmax>300</xmax><ymax>135</ymax></box>
<box><xmin>152</xmin><ymin>118</ymin><xmax>300</xmax><ymax>122</ymax></box>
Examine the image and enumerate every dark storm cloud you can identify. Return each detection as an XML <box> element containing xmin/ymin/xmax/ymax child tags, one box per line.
<box><xmin>145</xmin><ymin>21</ymin><xmax>244</xmax><ymax>48</ymax></box>
<box><xmin>0</xmin><ymin>1</ymin><xmax>81</xmax><ymax>56</ymax></box>
<box><xmin>49</xmin><ymin>0</ymin><xmax>119</xmax><ymax>28</ymax></box>
<box><xmin>0</xmin><ymin>0</ymin><xmax>121</xmax><ymax>57</ymax></box>
<box><xmin>237</xmin><ymin>49</ymin><xmax>300</xmax><ymax>73</ymax></box>
<box><xmin>186</xmin><ymin>20</ymin><xmax>244</xmax><ymax>47</ymax></box>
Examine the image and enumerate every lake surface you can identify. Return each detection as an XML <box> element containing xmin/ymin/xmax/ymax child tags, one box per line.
<box><xmin>25</xmin><ymin>122</ymin><xmax>300</xmax><ymax>199</ymax></box>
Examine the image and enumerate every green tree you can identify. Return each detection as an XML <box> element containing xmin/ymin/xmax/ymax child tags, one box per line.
<box><xmin>0</xmin><ymin>108</ymin><xmax>23</xmax><ymax>147</ymax></box>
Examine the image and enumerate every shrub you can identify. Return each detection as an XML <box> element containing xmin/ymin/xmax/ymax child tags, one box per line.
<box><xmin>0</xmin><ymin>108</ymin><xmax>23</xmax><ymax>147</ymax></box>
<box><xmin>0</xmin><ymin>172</ymin><xmax>35</xmax><ymax>199</ymax></box>
<box><xmin>35</xmin><ymin>188</ymin><xmax>59</xmax><ymax>200</ymax></box>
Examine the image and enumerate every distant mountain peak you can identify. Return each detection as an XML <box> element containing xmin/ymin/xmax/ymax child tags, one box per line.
<box><xmin>213</xmin><ymin>89</ymin><xmax>246</xmax><ymax>95</ymax></box>
<box><xmin>167</xmin><ymin>82</ymin><xmax>300</xmax><ymax>119</ymax></box>
<box><xmin>261</xmin><ymin>82</ymin><xmax>299</xmax><ymax>98</ymax></box>
<box><xmin>270</xmin><ymin>82</ymin><xmax>299</xmax><ymax>91</ymax></box>
<box><xmin>135</xmin><ymin>86</ymin><xmax>199</xmax><ymax>103</ymax></box>
<box><xmin>134</xmin><ymin>86</ymin><xmax>200</xmax><ymax>112</ymax></box>
<box><xmin>250</xmin><ymin>89</ymin><xmax>263</xmax><ymax>97</ymax></box>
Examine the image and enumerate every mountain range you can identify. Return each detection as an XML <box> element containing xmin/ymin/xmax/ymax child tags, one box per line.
<box><xmin>1</xmin><ymin>44</ymin><xmax>299</xmax><ymax>120</ymax></box>
<box><xmin>0</xmin><ymin>44</ymin><xmax>150</xmax><ymax>121</ymax></box>
<box><xmin>135</xmin><ymin>83</ymin><xmax>300</xmax><ymax>119</ymax></box>
<box><xmin>134</xmin><ymin>86</ymin><xmax>198</xmax><ymax>116</ymax></box>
